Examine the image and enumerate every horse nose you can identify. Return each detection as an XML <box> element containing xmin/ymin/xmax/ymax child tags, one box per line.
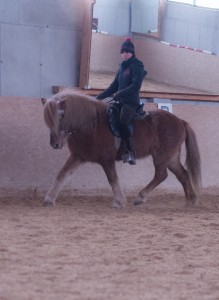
<box><xmin>52</xmin><ymin>143</ymin><xmax>59</xmax><ymax>149</ymax></box>
<box><xmin>50</xmin><ymin>133</ymin><xmax>62</xmax><ymax>149</ymax></box>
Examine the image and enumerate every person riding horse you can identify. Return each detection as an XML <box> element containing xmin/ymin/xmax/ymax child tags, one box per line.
<box><xmin>96</xmin><ymin>37</ymin><xmax>147</xmax><ymax>165</ymax></box>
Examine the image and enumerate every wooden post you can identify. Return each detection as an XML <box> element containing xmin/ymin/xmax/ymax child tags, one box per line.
<box><xmin>79</xmin><ymin>0</ymin><xmax>95</xmax><ymax>89</ymax></box>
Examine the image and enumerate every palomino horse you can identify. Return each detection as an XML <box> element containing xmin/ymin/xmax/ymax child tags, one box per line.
<box><xmin>41</xmin><ymin>89</ymin><xmax>201</xmax><ymax>208</ymax></box>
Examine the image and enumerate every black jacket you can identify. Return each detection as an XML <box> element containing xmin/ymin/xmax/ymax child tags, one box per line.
<box><xmin>96</xmin><ymin>56</ymin><xmax>147</xmax><ymax>105</ymax></box>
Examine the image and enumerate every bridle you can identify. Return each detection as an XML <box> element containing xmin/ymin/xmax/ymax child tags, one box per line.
<box><xmin>56</xmin><ymin>107</ymin><xmax>75</xmax><ymax>137</ymax></box>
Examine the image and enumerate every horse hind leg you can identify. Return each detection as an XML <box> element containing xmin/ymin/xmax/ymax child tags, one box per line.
<box><xmin>44</xmin><ymin>155</ymin><xmax>80</xmax><ymax>206</ymax></box>
<box><xmin>167</xmin><ymin>151</ymin><xmax>197</xmax><ymax>206</ymax></box>
<box><xmin>101</xmin><ymin>160</ymin><xmax>127</xmax><ymax>208</ymax></box>
<box><xmin>134</xmin><ymin>161</ymin><xmax>168</xmax><ymax>206</ymax></box>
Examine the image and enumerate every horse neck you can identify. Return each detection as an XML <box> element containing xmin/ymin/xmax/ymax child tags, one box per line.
<box><xmin>64</xmin><ymin>97</ymin><xmax>107</xmax><ymax>133</ymax></box>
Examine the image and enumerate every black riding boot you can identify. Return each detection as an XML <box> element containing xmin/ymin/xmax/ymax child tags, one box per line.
<box><xmin>122</xmin><ymin>136</ymin><xmax>136</xmax><ymax>165</ymax></box>
<box><xmin>119</xmin><ymin>104</ymin><xmax>138</xmax><ymax>165</ymax></box>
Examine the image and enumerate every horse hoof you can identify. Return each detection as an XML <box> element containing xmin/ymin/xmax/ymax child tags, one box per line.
<box><xmin>112</xmin><ymin>201</ymin><xmax>122</xmax><ymax>209</ymax></box>
<box><xmin>43</xmin><ymin>201</ymin><xmax>54</xmax><ymax>207</ymax></box>
<box><xmin>185</xmin><ymin>201</ymin><xmax>195</xmax><ymax>208</ymax></box>
<box><xmin>134</xmin><ymin>199</ymin><xmax>144</xmax><ymax>206</ymax></box>
<box><xmin>185</xmin><ymin>197</ymin><xmax>198</xmax><ymax>208</ymax></box>
<box><xmin>196</xmin><ymin>198</ymin><xmax>202</xmax><ymax>206</ymax></box>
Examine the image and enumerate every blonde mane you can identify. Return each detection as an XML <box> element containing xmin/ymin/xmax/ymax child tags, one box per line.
<box><xmin>43</xmin><ymin>98</ymin><xmax>60</xmax><ymax>134</ymax></box>
<box><xmin>44</xmin><ymin>89</ymin><xmax>107</xmax><ymax>134</ymax></box>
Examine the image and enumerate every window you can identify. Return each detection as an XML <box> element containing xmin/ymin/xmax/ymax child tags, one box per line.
<box><xmin>168</xmin><ymin>0</ymin><xmax>194</xmax><ymax>4</ymax></box>
<box><xmin>196</xmin><ymin>0</ymin><xmax>219</xmax><ymax>9</ymax></box>
<box><xmin>168</xmin><ymin>0</ymin><xmax>219</xmax><ymax>9</ymax></box>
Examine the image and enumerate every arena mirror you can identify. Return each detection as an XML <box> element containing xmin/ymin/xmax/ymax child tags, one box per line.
<box><xmin>79</xmin><ymin>0</ymin><xmax>161</xmax><ymax>91</ymax></box>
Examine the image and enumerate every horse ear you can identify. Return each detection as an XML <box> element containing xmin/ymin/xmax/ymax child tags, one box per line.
<box><xmin>41</xmin><ymin>98</ymin><xmax>47</xmax><ymax>106</ymax></box>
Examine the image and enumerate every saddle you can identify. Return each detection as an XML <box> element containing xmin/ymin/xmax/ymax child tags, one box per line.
<box><xmin>107</xmin><ymin>101</ymin><xmax>146</xmax><ymax>138</ymax></box>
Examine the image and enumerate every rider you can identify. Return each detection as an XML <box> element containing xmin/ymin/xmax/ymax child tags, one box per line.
<box><xmin>96</xmin><ymin>37</ymin><xmax>147</xmax><ymax>165</ymax></box>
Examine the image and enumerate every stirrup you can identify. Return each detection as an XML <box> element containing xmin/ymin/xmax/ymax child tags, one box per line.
<box><xmin>122</xmin><ymin>151</ymin><xmax>136</xmax><ymax>165</ymax></box>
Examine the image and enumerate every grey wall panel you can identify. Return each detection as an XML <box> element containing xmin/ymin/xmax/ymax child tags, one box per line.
<box><xmin>164</xmin><ymin>2</ymin><xmax>177</xmax><ymax>19</ymax></box>
<box><xmin>161</xmin><ymin>2</ymin><xmax>219</xmax><ymax>54</ymax></box>
<box><xmin>173</xmin><ymin>21</ymin><xmax>187</xmax><ymax>46</ymax></box>
<box><xmin>0</xmin><ymin>0</ymin><xmax>20</xmax><ymax>23</ymax></box>
<box><xmin>193</xmin><ymin>7</ymin><xmax>214</xmax><ymax>26</ymax></box>
<box><xmin>0</xmin><ymin>0</ymin><xmax>84</xmax><ymax>97</ymax></box>
<box><xmin>115</xmin><ymin>8</ymin><xmax>130</xmax><ymax>35</ymax></box>
<box><xmin>131</xmin><ymin>0</ymin><xmax>159</xmax><ymax>34</ymax></box>
<box><xmin>99</xmin><ymin>8</ymin><xmax>118</xmax><ymax>34</ymax></box>
<box><xmin>93</xmin><ymin>0</ymin><xmax>130</xmax><ymax>35</ymax></box>
<box><xmin>40</xmin><ymin>28</ymin><xmax>79</xmax><ymax>97</ymax></box>
<box><xmin>95</xmin><ymin>0</ymin><xmax>130</xmax><ymax>9</ymax></box>
<box><xmin>94</xmin><ymin>0</ymin><xmax>160</xmax><ymax>36</ymax></box>
<box><xmin>160</xmin><ymin>19</ymin><xmax>175</xmax><ymax>43</ymax></box>
<box><xmin>0</xmin><ymin>24</ymin><xmax>1</xmax><ymax>95</ymax></box>
<box><xmin>20</xmin><ymin>0</ymin><xmax>83</xmax><ymax>30</ymax></box>
<box><xmin>1</xmin><ymin>24</ymin><xmax>41</xmax><ymax>97</ymax></box>
<box><xmin>131</xmin><ymin>9</ymin><xmax>141</xmax><ymax>33</ymax></box>
<box><xmin>199</xmin><ymin>26</ymin><xmax>212</xmax><ymax>52</ymax></box>
<box><xmin>212</xmin><ymin>28</ymin><xmax>219</xmax><ymax>55</ymax></box>
<box><xmin>186</xmin><ymin>24</ymin><xmax>200</xmax><ymax>49</ymax></box>
<box><xmin>101</xmin><ymin>7</ymin><xmax>130</xmax><ymax>35</ymax></box>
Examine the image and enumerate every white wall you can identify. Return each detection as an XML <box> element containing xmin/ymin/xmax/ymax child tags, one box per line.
<box><xmin>0</xmin><ymin>97</ymin><xmax>219</xmax><ymax>196</ymax></box>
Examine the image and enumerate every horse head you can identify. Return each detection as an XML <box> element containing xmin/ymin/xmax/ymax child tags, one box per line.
<box><xmin>41</xmin><ymin>97</ymin><xmax>67</xmax><ymax>149</ymax></box>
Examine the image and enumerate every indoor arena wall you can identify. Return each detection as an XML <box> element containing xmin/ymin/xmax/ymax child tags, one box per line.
<box><xmin>0</xmin><ymin>96</ymin><xmax>219</xmax><ymax>195</ymax></box>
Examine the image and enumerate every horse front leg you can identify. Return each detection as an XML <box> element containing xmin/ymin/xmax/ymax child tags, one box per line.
<box><xmin>101</xmin><ymin>160</ymin><xmax>127</xmax><ymax>208</ymax></box>
<box><xmin>44</xmin><ymin>155</ymin><xmax>80</xmax><ymax>206</ymax></box>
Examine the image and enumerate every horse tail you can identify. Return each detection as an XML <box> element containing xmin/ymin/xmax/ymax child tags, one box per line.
<box><xmin>184</xmin><ymin>121</ymin><xmax>202</xmax><ymax>195</ymax></box>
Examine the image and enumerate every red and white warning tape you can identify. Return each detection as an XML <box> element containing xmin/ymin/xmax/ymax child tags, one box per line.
<box><xmin>160</xmin><ymin>41</ymin><xmax>216</xmax><ymax>55</ymax></box>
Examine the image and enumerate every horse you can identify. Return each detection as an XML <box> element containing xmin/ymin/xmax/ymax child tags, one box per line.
<box><xmin>41</xmin><ymin>89</ymin><xmax>201</xmax><ymax>208</ymax></box>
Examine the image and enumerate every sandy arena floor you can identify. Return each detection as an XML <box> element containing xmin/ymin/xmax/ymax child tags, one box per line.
<box><xmin>0</xmin><ymin>188</ymin><xmax>219</xmax><ymax>300</ymax></box>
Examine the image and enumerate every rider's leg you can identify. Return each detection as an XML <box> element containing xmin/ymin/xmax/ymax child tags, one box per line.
<box><xmin>120</xmin><ymin>104</ymin><xmax>138</xmax><ymax>165</ymax></box>
<box><xmin>121</xmin><ymin>135</ymin><xmax>136</xmax><ymax>165</ymax></box>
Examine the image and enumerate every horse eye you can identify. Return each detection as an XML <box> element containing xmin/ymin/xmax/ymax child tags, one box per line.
<box><xmin>58</xmin><ymin>109</ymin><xmax>64</xmax><ymax>119</ymax></box>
